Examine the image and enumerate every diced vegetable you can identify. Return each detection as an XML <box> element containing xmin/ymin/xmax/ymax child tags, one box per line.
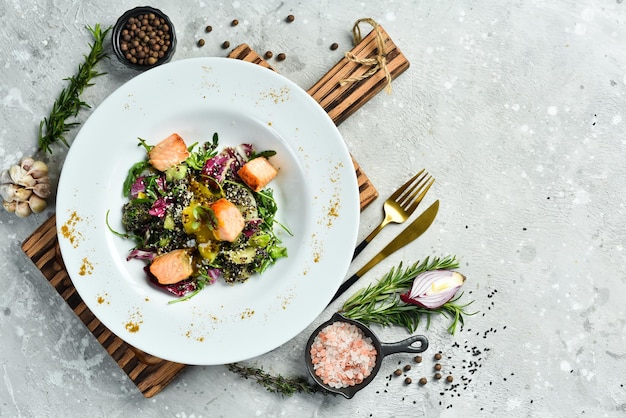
<box><xmin>237</xmin><ymin>157</ymin><xmax>278</xmax><ymax>192</ymax></box>
<box><xmin>148</xmin><ymin>133</ymin><xmax>190</xmax><ymax>171</ymax></box>
<box><xmin>149</xmin><ymin>249</ymin><xmax>194</xmax><ymax>285</ymax></box>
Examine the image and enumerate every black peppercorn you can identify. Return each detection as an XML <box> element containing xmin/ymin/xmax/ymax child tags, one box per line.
<box><xmin>276</xmin><ymin>52</ymin><xmax>286</xmax><ymax>61</ymax></box>
<box><xmin>393</xmin><ymin>369</ymin><xmax>402</xmax><ymax>376</ymax></box>
<box><xmin>414</xmin><ymin>355</ymin><xmax>422</xmax><ymax>363</ymax></box>
<box><xmin>434</xmin><ymin>363</ymin><xmax>442</xmax><ymax>371</ymax></box>
<box><xmin>419</xmin><ymin>377</ymin><xmax>427</xmax><ymax>385</ymax></box>
<box><xmin>117</xmin><ymin>11</ymin><xmax>173</xmax><ymax>67</ymax></box>
<box><xmin>403</xmin><ymin>364</ymin><xmax>411</xmax><ymax>372</ymax></box>
<box><xmin>434</xmin><ymin>353</ymin><xmax>442</xmax><ymax>360</ymax></box>
<box><xmin>231</xmin><ymin>19</ymin><xmax>239</xmax><ymax>26</ymax></box>
<box><xmin>330</xmin><ymin>42</ymin><xmax>339</xmax><ymax>50</ymax></box>
<box><xmin>205</xmin><ymin>25</ymin><xmax>212</xmax><ymax>33</ymax></box>
<box><xmin>286</xmin><ymin>14</ymin><xmax>295</xmax><ymax>22</ymax></box>
<box><xmin>197</xmin><ymin>39</ymin><xmax>205</xmax><ymax>47</ymax></box>
<box><xmin>404</xmin><ymin>377</ymin><xmax>412</xmax><ymax>385</ymax></box>
<box><xmin>264</xmin><ymin>51</ymin><xmax>273</xmax><ymax>59</ymax></box>
<box><xmin>446</xmin><ymin>375</ymin><xmax>454</xmax><ymax>383</ymax></box>
<box><xmin>222</xmin><ymin>41</ymin><xmax>231</xmax><ymax>49</ymax></box>
<box><xmin>434</xmin><ymin>372</ymin><xmax>442</xmax><ymax>380</ymax></box>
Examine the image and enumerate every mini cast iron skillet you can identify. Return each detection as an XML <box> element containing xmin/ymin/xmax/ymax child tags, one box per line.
<box><xmin>305</xmin><ymin>312</ymin><xmax>429</xmax><ymax>399</ymax></box>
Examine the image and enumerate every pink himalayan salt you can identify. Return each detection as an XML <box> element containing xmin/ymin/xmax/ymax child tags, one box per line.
<box><xmin>310</xmin><ymin>321</ymin><xmax>377</xmax><ymax>388</ymax></box>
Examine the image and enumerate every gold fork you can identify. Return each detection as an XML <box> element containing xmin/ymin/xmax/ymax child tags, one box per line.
<box><xmin>352</xmin><ymin>169</ymin><xmax>434</xmax><ymax>259</ymax></box>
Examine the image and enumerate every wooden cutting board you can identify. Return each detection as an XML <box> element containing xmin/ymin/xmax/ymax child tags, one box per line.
<box><xmin>22</xmin><ymin>27</ymin><xmax>409</xmax><ymax>398</ymax></box>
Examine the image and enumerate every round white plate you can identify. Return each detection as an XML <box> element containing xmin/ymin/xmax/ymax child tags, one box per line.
<box><xmin>56</xmin><ymin>57</ymin><xmax>359</xmax><ymax>365</ymax></box>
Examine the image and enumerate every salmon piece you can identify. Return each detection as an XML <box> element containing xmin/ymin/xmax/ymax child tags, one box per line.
<box><xmin>148</xmin><ymin>133</ymin><xmax>190</xmax><ymax>171</ymax></box>
<box><xmin>237</xmin><ymin>157</ymin><xmax>278</xmax><ymax>192</ymax></box>
<box><xmin>149</xmin><ymin>249</ymin><xmax>194</xmax><ymax>285</ymax></box>
<box><xmin>210</xmin><ymin>198</ymin><xmax>245</xmax><ymax>242</ymax></box>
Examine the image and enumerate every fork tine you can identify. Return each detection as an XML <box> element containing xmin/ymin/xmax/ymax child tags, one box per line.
<box><xmin>403</xmin><ymin>177</ymin><xmax>435</xmax><ymax>215</ymax></box>
<box><xmin>388</xmin><ymin>169</ymin><xmax>425</xmax><ymax>201</ymax></box>
<box><xmin>396</xmin><ymin>171</ymin><xmax>429</xmax><ymax>206</ymax></box>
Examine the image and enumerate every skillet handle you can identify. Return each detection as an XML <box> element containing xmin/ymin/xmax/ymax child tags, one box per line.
<box><xmin>380</xmin><ymin>335</ymin><xmax>429</xmax><ymax>357</ymax></box>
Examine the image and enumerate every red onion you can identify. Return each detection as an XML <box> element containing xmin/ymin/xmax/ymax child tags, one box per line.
<box><xmin>400</xmin><ymin>270</ymin><xmax>466</xmax><ymax>309</ymax></box>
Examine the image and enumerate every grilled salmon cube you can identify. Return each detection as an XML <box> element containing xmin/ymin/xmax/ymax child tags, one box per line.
<box><xmin>237</xmin><ymin>157</ymin><xmax>278</xmax><ymax>192</ymax></box>
<box><xmin>148</xmin><ymin>133</ymin><xmax>190</xmax><ymax>171</ymax></box>
<box><xmin>149</xmin><ymin>249</ymin><xmax>194</xmax><ymax>285</ymax></box>
<box><xmin>210</xmin><ymin>198</ymin><xmax>245</xmax><ymax>242</ymax></box>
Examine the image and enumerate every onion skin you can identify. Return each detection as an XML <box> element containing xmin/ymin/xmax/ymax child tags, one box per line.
<box><xmin>400</xmin><ymin>270</ymin><xmax>466</xmax><ymax>309</ymax></box>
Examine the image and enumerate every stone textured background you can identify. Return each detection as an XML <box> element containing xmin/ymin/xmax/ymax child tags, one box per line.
<box><xmin>1</xmin><ymin>1</ymin><xmax>625</xmax><ymax>417</ymax></box>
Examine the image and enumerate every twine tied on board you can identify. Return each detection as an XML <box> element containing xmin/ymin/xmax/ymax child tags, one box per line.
<box><xmin>339</xmin><ymin>18</ymin><xmax>392</xmax><ymax>93</ymax></box>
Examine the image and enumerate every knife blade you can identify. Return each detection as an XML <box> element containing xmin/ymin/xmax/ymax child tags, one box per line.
<box><xmin>329</xmin><ymin>199</ymin><xmax>439</xmax><ymax>304</ymax></box>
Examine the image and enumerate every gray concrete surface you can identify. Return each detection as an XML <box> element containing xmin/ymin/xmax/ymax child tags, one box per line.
<box><xmin>1</xmin><ymin>1</ymin><xmax>625</xmax><ymax>417</ymax></box>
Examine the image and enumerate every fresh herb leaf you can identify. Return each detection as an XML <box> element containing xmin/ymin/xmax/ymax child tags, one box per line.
<box><xmin>340</xmin><ymin>256</ymin><xmax>476</xmax><ymax>334</ymax></box>
<box><xmin>226</xmin><ymin>363</ymin><xmax>328</xmax><ymax>396</ymax></box>
<box><xmin>38</xmin><ymin>24</ymin><xmax>111</xmax><ymax>153</ymax></box>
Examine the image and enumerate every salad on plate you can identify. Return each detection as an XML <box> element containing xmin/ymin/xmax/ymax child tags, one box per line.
<box><xmin>112</xmin><ymin>132</ymin><xmax>289</xmax><ymax>303</ymax></box>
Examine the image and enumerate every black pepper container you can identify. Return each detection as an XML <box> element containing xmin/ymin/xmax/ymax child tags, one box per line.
<box><xmin>112</xmin><ymin>6</ymin><xmax>177</xmax><ymax>71</ymax></box>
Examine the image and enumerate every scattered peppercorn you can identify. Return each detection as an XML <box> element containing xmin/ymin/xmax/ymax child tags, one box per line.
<box><xmin>434</xmin><ymin>353</ymin><xmax>442</xmax><ymax>360</ymax></box>
<box><xmin>394</xmin><ymin>369</ymin><xmax>402</xmax><ymax>376</ymax></box>
<box><xmin>276</xmin><ymin>52</ymin><xmax>286</xmax><ymax>61</ymax></box>
<box><xmin>434</xmin><ymin>363</ymin><xmax>442</xmax><ymax>371</ymax></box>
<box><xmin>222</xmin><ymin>41</ymin><xmax>231</xmax><ymax>49</ymax></box>
<box><xmin>118</xmin><ymin>13</ymin><xmax>172</xmax><ymax>67</ymax></box>
<box><xmin>286</xmin><ymin>14</ymin><xmax>295</xmax><ymax>22</ymax></box>
<box><xmin>414</xmin><ymin>355</ymin><xmax>422</xmax><ymax>363</ymax></box>
<box><xmin>330</xmin><ymin>42</ymin><xmax>339</xmax><ymax>50</ymax></box>
<box><xmin>403</xmin><ymin>364</ymin><xmax>411</xmax><ymax>372</ymax></box>
<box><xmin>197</xmin><ymin>39</ymin><xmax>205</xmax><ymax>47</ymax></box>
<box><xmin>231</xmin><ymin>19</ymin><xmax>239</xmax><ymax>26</ymax></box>
<box><xmin>434</xmin><ymin>372</ymin><xmax>442</xmax><ymax>380</ymax></box>
<box><xmin>264</xmin><ymin>51</ymin><xmax>273</xmax><ymax>59</ymax></box>
<box><xmin>419</xmin><ymin>377</ymin><xmax>427</xmax><ymax>385</ymax></box>
<box><xmin>404</xmin><ymin>377</ymin><xmax>412</xmax><ymax>385</ymax></box>
<box><xmin>205</xmin><ymin>25</ymin><xmax>212</xmax><ymax>33</ymax></box>
<box><xmin>446</xmin><ymin>375</ymin><xmax>454</xmax><ymax>383</ymax></box>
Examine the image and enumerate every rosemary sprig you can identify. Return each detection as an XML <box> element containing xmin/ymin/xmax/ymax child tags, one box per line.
<box><xmin>340</xmin><ymin>256</ymin><xmax>475</xmax><ymax>334</ymax></box>
<box><xmin>226</xmin><ymin>363</ymin><xmax>328</xmax><ymax>396</ymax></box>
<box><xmin>38</xmin><ymin>23</ymin><xmax>112</xmax><ymax>154</ymax></box>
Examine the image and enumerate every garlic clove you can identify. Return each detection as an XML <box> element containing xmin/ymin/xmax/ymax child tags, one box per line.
<box><xmin>9</xmin><ymin>165</ymin><xmax>27</xmax><ymax>184</ymax></box>
<box><xmin>20</xmin><ymin>157</ymin><xmax>35</xmax><ymax>172</ymax></box>
<box><xmin>0</xmin><ymin>183</ymin><xmax>20</xmax><ymax>202</ymax></box>
<box><xmin>14</xmin><ymin>187</ymin><xmax>33</xmax><ymax>202</ymax></box>
<box><xmin>28</xmin><ymin>160</ymin><xmax>49</xmax><ymax>179</ymax></box>
<box><xmin>2</xmin><ymin>200</ymin><xmax>17</xmax><ymax>213</ymax></box>
<box><xmin>15</xmin><ymin>201</ymin><xmax>32</xmax><ymax>217</ymax></box>
<box><xmin>28</xmin><ymin>194</ymin><xmax>47</xmax><ymax>213</ymax></box>
<box><xmin>30</xmin><ymin>183</ymin><xmax>51</xmax><ymax>198</ymax></box>
<box><xmin>17</xmin><ymin>174</ymin><xmax>36</xmax><ymax>188</ymax></box>
<box><xmin>0</xmin><ymin>170</ymin><xmax>12</xmax><ymax>184</ymax></box>
<box><xmin>35</xmin><ymin>175</ymin><xmax>50</xmax><ymax>185</ymax></box>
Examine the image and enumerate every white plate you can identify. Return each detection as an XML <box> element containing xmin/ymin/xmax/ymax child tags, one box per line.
<box><xmin>56</xmin><ymin>57</ymin><xmax>359</xmax><ymax>365</ymax></box>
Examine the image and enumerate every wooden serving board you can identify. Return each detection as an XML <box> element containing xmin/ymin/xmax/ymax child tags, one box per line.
<box><xmin>22</xmin><ymin>31</ymin><xmax>409</xmax><ymax>398</ymax></box>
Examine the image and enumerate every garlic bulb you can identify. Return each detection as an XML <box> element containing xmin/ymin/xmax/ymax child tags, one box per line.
<box><xmin>1</xmin><ymin>157</ymin><xmax>50</xmax><ymax>218</ymax></box>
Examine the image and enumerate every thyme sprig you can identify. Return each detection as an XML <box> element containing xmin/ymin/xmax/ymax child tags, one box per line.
<box><xmin>226</xmin><ymin>363</ymin><xmax>329</xmax><ymax>396</ymax></box>
<box><xmin>340</xmin><ymin>256</ymin><xmax>475</xmax><ymax>334</ymax></box>
<box><xmin>38</xmin><ymin>23</ymin><xmax>111</xmax><ymax>153</ymax></box>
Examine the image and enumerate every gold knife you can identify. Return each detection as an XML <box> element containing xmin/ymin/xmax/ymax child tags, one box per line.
<box><xmin>330</xmin><ymin>199</ymin><xmax>440</xmax><ymax>304</ymax></box>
